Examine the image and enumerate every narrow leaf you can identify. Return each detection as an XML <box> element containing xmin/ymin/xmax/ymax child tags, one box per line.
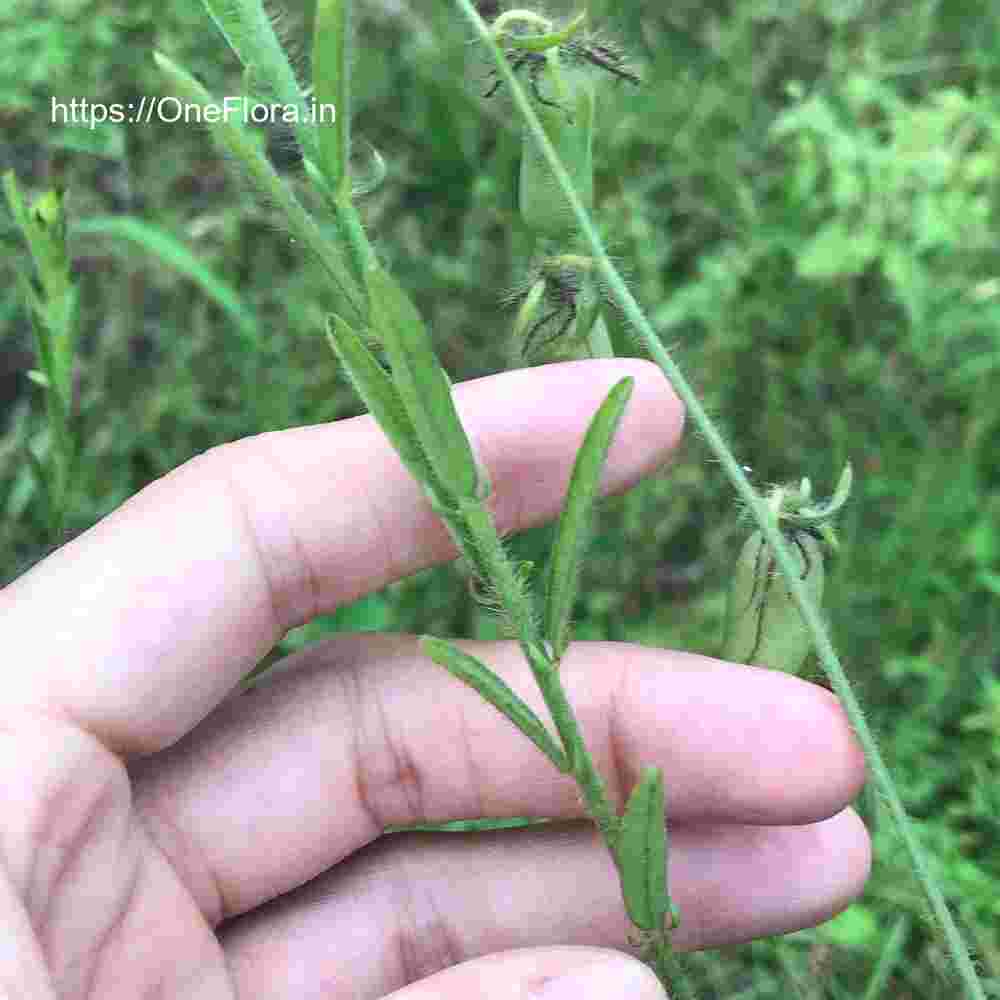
<box><xmin>385</xmin><ymin>817</ymin><xmax>552</xmax><ymax>834</ymax></box>
<box><xmin>3</xmin><ymin>170</ymin><xmax>28</xmax><ymax>229</ymax></box>
<box><xmin>618</xmin><ymin>765</ymin><xmax>668</xmax><ymax>932</ymax></box>
<box><xmin>15</xmin><ymin>274</ymin><xmax>54</xmax><ymax>381</ymax></box>
<box><xmin>313</xmin><ymin>0</ymin><xmax>351</xmax><ymax>195</ymax></box>
<box><xmin>421</xmin><ymin>637</ymin><xmax>570</xmax><ymax>773</ymax></box>
<box><xmin>23</xmin><ymin>443</ymin><xmax>51</xmax><ymax>515</ymax></box>
<box><xmin>198</xmin><ymin>0</ymin><xmax>316</xmax><ymax>161</ymax></box>
<box><xmin>369</xmin><ymin>268</ymin><xmax>483</xmax><ymax>499</ymax></box>
<box><xmin>325</xmin><ymin>315</ymin><xmax>438</xmax><ymax>490</ymax></box>
<box><xmin>545</xmin><ymin>377</ymin><xmax>633</xmax><ymax>659</ymax></box>
<box><xmin>72</xmin><ymin>216</ymin><xmax>259</xmax><ymax>351</ymax></box>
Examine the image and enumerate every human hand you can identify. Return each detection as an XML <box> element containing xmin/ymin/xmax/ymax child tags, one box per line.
<box><xmin>0</xmin><ymin>360</ymin><xmax>869</xmax><ymax>999</ymax></box>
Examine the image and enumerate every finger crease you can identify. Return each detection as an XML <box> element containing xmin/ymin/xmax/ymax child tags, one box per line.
<box><xmin>389</xmin><ymin>858</ymin><xmax>465</xmax><ymax>986</ymax></box>
<box><xmin>345</xmin><ymin>660</ymin><xmax>428</xmax><ymax>832</ymax></box>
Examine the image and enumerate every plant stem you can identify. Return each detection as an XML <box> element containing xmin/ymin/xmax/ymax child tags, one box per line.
<box><xmin>523</xmin><ymin>640</ymin><xmax>621</xmax><ymax>844</ymax></box>
<box><xmin>154</xmin><ymin>52</ymin><xmax>365</xmax><ymax>326</ymax></box>
<box><xmin>311</xmin><ymin>0</ymin><xmax>380</xmax><ymax>300</ymax></box>
<box><xmin>652</xmin><ymin>938</ymin><xmax>697</xmax><ymax>1000</ymax></box>
<box><xmin>444</xmin><ymin>498</ymin><xmax>622</xmax><ymax>843</ymax></box>
<box><xmin>4</xmin><ymin>174</ymin><xmax>78</xmax><ymax>539</ymax></box>
<box><xmin>453</xmin><ymin>1</ymin><xmax>986</xmax><ymax>997</ymax></box>
<box><xmin>333</xmin><ymin>199</ymin><xmax>376</xmax><ymax>290</ymax></box>
<box><xmin>452</xmin><ymin>499</ymin><xmax>537</xmax><ymax>642</ymax></box>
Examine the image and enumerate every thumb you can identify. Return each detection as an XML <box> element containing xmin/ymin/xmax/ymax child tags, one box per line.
<box><xmin>384</xmin><ymin>946</ymin><xmax>668</xmax><ymax>999</ymax></box>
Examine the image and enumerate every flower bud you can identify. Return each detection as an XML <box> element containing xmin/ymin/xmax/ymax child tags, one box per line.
<box><xmin>722</xmin><ymin>528</ymin><xmax>825</xmax><ymax>674</ymax></box>
<box><xmin>722</xmin><ymin>465</ymin><xmax>849</xmax><ymax>674</ymax></box>
<box><xmin>518</xmin><ymin>59</ymin><xmax>595</xmax><ymax>240</ymax></box>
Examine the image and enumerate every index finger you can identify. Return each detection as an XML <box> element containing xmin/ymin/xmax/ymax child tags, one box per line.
<box><xmin>0</xmin><ymin>359</ymin><xmax>683</xmax><ymax>756</ymax></box>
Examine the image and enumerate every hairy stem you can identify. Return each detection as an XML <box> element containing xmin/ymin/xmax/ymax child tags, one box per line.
<box><xmin>440</xmin><ymin>498</ymin><xmax>622</xmax><ymax>843</ymax></box>
<box><xmin>154</xmin><ymin>52</ymin><xmax>364</xmax><ymax>326</ymax></box>
<box><xmin>453</xmin><ymin>1</ymin><xmax>985</xmax><ymax>997</ymax></box>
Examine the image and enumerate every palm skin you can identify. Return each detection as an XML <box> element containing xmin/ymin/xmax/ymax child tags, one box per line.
<box><xmin>0</xmin><ymin>361</ymin><xmax>869</xmax><ymax>999</ymax></box>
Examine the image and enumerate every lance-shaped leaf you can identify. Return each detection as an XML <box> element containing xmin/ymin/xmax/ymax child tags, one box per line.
<box><xmin>326</xmin><ymin>315</ymin><xmax>440</xmax><ymax>491</ymax></box>
<box><xmin>199</xmin><ymin>0</ymin><xmax>315</xmax><ymax>161</ymax></box>
<box><xmin>23</xmin><ymin>444</ymin><xmax>52</xmax><ymax>516</ymax></box>
<box><xmin>421</xmin><ymin>637</ymin><xmax>570</xmax><ymax>773</ymax></box>
<box><xmin>618</xmin><ymin>765</ymin><xmax>669</xmax><ymax>932</ymax></box>
<box><xmin>544</xmin><ymin>377</ymin><xmax>633</xmax><ymax>659</ymax></box>
<box><xmin>369</xmin><ymin>268</ymin><xmax>485</xmax><ymax>500</ymax></box>
<box><xmin>313</xmin><ymin>0</ymin><xmax>351</xmax><ymax>194</ymax></box>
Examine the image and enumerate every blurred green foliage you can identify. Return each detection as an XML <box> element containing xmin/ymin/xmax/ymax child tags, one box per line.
<box><xmin>2</xmin><ymin>1</ymin><xmax>999</xmax><ymax>996</ymax></box>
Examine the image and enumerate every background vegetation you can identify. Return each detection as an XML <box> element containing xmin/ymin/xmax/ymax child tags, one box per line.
<box><xmin>2</xmin><ymin>0</ymin><xmax>998</xmax><ymax>995</ymax></box>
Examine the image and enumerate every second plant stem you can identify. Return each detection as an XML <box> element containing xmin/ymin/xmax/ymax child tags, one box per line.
<box><xmin>454</xmin><ymin>2</ymin><xmax>985</xmax><ymax>996</ymax></box>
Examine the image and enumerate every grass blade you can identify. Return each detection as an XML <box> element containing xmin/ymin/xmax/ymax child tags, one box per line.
<box><xmin>421</xmin><ymin>637</ymin><xmax>570</xmax><ymax>773</ymax></box>
<box><xmin>73</xmin><ymin>215</ymin><xmax>259</xmax><ymax>351</ymax></box>
<box><xmin>544</xmin><ymin>376</ymin><xmax>633</xmax><ymax>660</ymax></box>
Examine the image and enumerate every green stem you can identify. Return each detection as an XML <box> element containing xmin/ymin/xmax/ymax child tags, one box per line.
<box><xmin>652</xmin><ymin>938</ymin><xmax>697</xmax><ymax>1000</ymax></box>
<box><xmin>443</xmin><ymin>498</ymin><xmax>622</xmax><ymax>844</ymax></box>
<box><xmin>154</xmin><ymin>52</ymin><xmax>364</xmax><ymax>326</ymax></box>
<box><xmin>523</xmin><ymin>640</ymin><xmax>621</xmax><ymax>845</ymax></box>
<box><xmin>453</xmin><ymin>499</ymin><xmax>538</xmax><ymax>645</ymax></box>
<box><xmin>46</xmin><ymin>363</ymin><xmax>73</xmax><ymax>534</ymax></box>
<box><xmin>312</xmin><ymin>0</ymin><xmax>378</xmax><ymax>300</ymax></box>
<box><xmin>491</xmin><ymin>10</ymin><xmax>552</xmax><ymax>37</ymax></box>
<box><xmin>493</xmin><ymin>10</ymin><xmax>587</xmax><ymax>53</ymax></box>
<box><xmin>333</xmin><ymin>199</ymin><xmax>376</xmax><ymax>291</ymax></box>
<box><xmin>454</xmin><ymin>1</ymin><xmax>985</xmax><ymax>997</ymax></box>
